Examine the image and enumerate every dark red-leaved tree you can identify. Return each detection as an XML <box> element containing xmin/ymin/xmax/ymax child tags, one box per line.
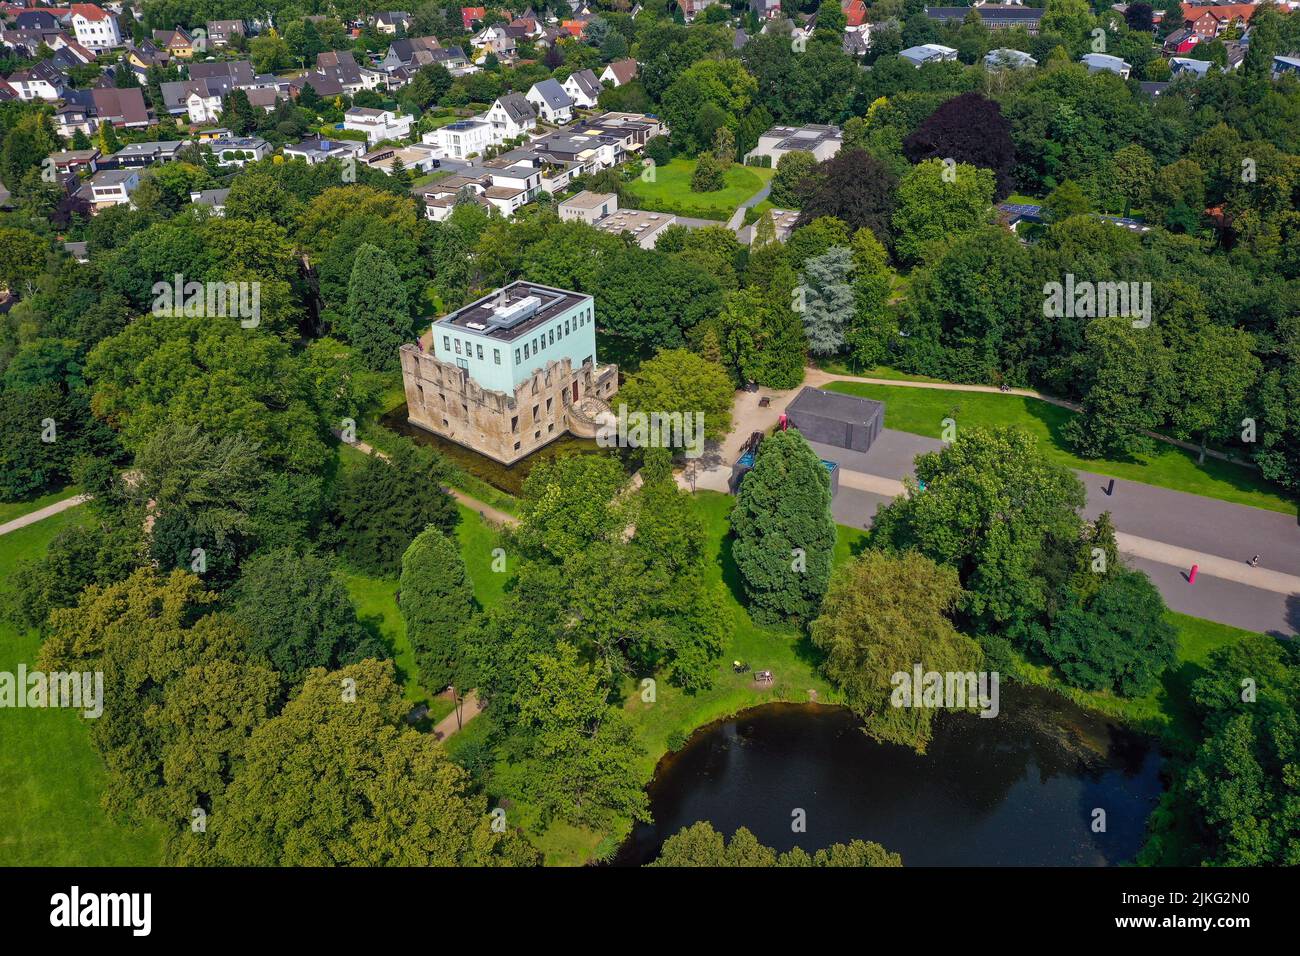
<box><xmin>796</xmin><ymin>149</ymin><xmax>899</xmax><ymax>247</ymax></box>
<box><xmin>902</xmin><ymin>92</ymin><xmax>1017</xmax><ymax>200</ymax></box>
<box><xmin>1124</xmin><ymin>3</ymin><xmax>1154</xmax><ymax>34</ymax></box>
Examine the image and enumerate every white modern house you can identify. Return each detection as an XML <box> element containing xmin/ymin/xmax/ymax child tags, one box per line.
<box><xmin>207</xmin><ymin>136</ymin><xmax>271</xmax><ymax>166</ymax></box>
<box><xmin>88</xmin><ymin>168</ymin><xmax>139</xmax><ymax>209</ymax></box>
<box><xmin>1080</xmin><ymin>52</ymin><xmax>1131</xmax><ymax>78</ymax></box>
<box><xmin>343</xmin><ymin>107</ymin><xmax>414</xmax><ymax>145</ymax></box>
<box><xmin>745</xmin><ymin>124</ymin><xmax>843</xmax><ymax>165</ymax></box>
<box><xmin>899</xmin><ymin>43</ymin><xmax>958</xmax><ymax>67</ymax></box>
<box><xmin>424</xmin><ymin>118</ymin><xmax>493</xmax><ymax>159</ymax></box>
<box><xmin>283</xmin><ymin>136</ymin><xmax>367</xmax><ymax>164</ymax></box>
<box><xmin>984</xmin><ymin>48</ymin><xmax>1037</xmax><ymax>70</ymax></box>
<box><xmin>485</xmin><ymin>92</ymin><xmax>537</xmax><ymax>144</ymax></box>
<box><xmin>527</xmin><ymin>79</ymin><xmax>573</xmax><ymax>125</ymax></box>
<box><xmin>70</xmin><ymin>4</ymin><xmax>123</xmax><ymax>51</ymax></box>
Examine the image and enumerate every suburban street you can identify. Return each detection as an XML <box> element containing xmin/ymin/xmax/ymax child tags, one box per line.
<box><xmin>686</xmin><ymin>377</ymin><xmax>1300</xmax><ymax>637</ymax></box>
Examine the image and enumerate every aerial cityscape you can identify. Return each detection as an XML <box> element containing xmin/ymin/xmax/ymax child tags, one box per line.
<box><xmin>0</xmin><ymin>0</ymin><xmax>1295</xmax><ymax>923</ymax></box>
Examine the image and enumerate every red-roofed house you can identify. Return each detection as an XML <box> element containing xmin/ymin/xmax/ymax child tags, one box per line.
<box><xmin>1180</xmin><ymin>3</ymin><xmax>1256</xmax><ymax>39</ymax></box>
<box><xmin>70</xmin><ymin>3</ymin><xmax>122</xmax><ymax>50</ymax></box>
<box><xmin>462</xmin><ymin>6</ymin><xmax>486</xmax><ymax>31</ymax></box>
<box><xmin>561</xmin><ymin>18</ymin><xmax>587</xmax><ymax>37</ymax></box>
<box><xmin>841</xmin><ymin>0</ymin><xmax>867</xmax><ymax>29</ymax></box>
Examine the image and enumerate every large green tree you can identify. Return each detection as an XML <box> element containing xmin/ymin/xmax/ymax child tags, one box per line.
<box><xmin>399</xmin><ymin>526</ymin><xmax>475</xmax><ymax>695</ymax></box>
<box><xmin>731</xmin><ymin>428</ymin><xmax>837</xmax><ymax>622</ymax></box>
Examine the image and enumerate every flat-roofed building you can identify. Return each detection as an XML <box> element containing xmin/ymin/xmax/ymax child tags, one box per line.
<box><xmin>745</xmin><ymin>123</ymin><xmax>843</xmax><ymax>165</ymax></box>
<box><xmin>400</xmin><ymin>281</ymin><xmax>619</xmax><ymax>463</ymax></box>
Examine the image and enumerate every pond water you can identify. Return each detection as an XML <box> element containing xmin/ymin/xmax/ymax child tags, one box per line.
<box><xmin>614</xmin><ymin>686</ymin><xmax>1164</xmax><ymax>867</ymax></box>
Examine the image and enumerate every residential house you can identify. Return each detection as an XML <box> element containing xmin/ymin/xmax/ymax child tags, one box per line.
<box><xmin>486</xmin><ymin>91</ymin><xmax>537</xmax><ymax>144</ymax></box>
<box><xmin>461</xmin><ymin>6</ymin><xmax>486</xmax><ymax>31</ymax></box>
<box><xmin>415</xmin><ymin>171</ymin><xmax>492</xmax><ymax>220</ymax></box>
<box><xmin>1274</xmin><ymin>55</ymin><xmax>1300</xmax><ymax>80</ymax></box>
<box><xmin>527</xmin><ymin>78</ymin><xmax>573</xmax><ymax>124</ymax></box>
<box><xmin>926</xmin><ymin>5</ymin><xmax>1044</xmax><ymax>34</ymax></box>
<box><xmin>424</xmin><ymin>117</ymin><xmax>494</xmax><ymax>159</ymax></box>
<box><xmin>1170</xmin><ymin>55</ymin><xmax>1215</xmax><ymax>78</ymax></box>
<box><xmin>190</xmin><ymin>187</ymin><xmax>229</xmax><ymax>214</ymax></box>
<box><xmin>48</xmin><ymin>147</ymin><xmax>101</xmax><ymax>175</ymax></box>
<box><xmin>362</xmin><ymin>142</ymin><xmax>442</xmax><ymax>174</ymax></box>
<box><xmin>559</xmin><ymin>191</ymin><xmax>675</xmax><ymax>248</ymax></box>
<box><xmin>122</xmin><ymin>40</ymin><xmax>169</xmax><ymax>80</ymax></box>
<box><xmin>599</xmin><ymin>58</ymin><xmax>637</xmax><ymax>87</ymax></box>
<box><xmin>12</xmin><ymin>11</ymin><xmax>62</xmax><ymax>31</ymax></box>
<box><xmin>745</xmin><ymin>123</ymin><xmax>843</xmax><ymax>165</ymax></box>
<box><xmin>343</xmin><ymin>106</ymin><xmax>414</xmax><ymax>145</ymax></box>
<box><xmin>678</xmin><ymin>0</ymin><xmax>719</xmax><ymax>22</ymax></box>
<box><xmin>70</xmin><ymin>3</ymin><xmax>122</xmax><ymax>50</ymax></box>
<box><xmin>1080</xmin><ymin>52</ymin><xmax>1131</xmax><ymax>78</ymax></box>
<box><xmin>380</xmin><ymin>35</ymin><xmax>442</xmax><ymax>71</ymax></box>
<box><xmin>205</xmin><ymin>20</ymin><xmax>246</xmax><ymax>47</ymax></box>
<box><xmin>842</xmin><ymin>0</ymin><xmax>868</xmax><ymax>31</ymax></box>
<box><xmin>207</xmin><ymin>136</ymin><xmax>269</xmax><ymax>166</ymax></box>
<box><xmin>90</xmin><ymin>86</ymin><xmax>149</xmax><ymax>127</ymax></box>
<box><xmin>102</xmin><ymin>140</ymin><xmax>184</xmax><ymax>167</ymax></box>
<box><xmin>1162</xmin><ymin>26</ymin><xmax>1199</xmax><ymax>54</ymax></box>
<box><xmin>53</xmin><ymin>100</ymin><xmax>95</xmax><ymax>136</ymax></box>
<box><xmin>984</xmin><ymin>47</ymin><xmax>1037</xmax><ymax>69</ymax></box>
<box><xmin>749</xmin><ymin>0</ymin><xmax>781</xmax><ymax>20</ymax></box>
<box><xmin>899</xmin><ymin>43</ymin><xmax>958</xmax><ymax>67</ymax></box>
<box><xmin>7</xmin><ymin>60</ymin><xmax>67</xmax><ymax>100</ymax></box>
<box><xmin>153</xmin><ymin>26</ymin><xmax>194</xmax><ymax>58</ymax></box>
<box><xmin>374</xmin><ymin>11</ymin><xmax>412</xmax><ymax>35</ymax></box>
<box><xmin>481</xmin><ymin>160</ymin><xmax>542</xmax><ymax>216</ymax></box>
<box><xmin>86</xmin><ymin>167</ymin><xmax>138</xmax><ymax>208</ymax></box>
<box><xmin>562</xmin><ymin>68</ymin><xmax>601</xmax><ymax>108</ymax></box>
<box><xmin>1179</xmin><ymin>3</ymin><xmax>1256</xmax><ymax>40</ymax></box>
<box><xmin>283</xmin><ymin>135</ymin><xmax>367</xmax><ymax>164</ymax></box>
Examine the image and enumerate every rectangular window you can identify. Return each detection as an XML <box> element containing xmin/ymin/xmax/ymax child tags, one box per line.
<box><xmin>454</xmin><ymin>339</ymin><xmax>461</xmax><ymax>354</ymax></box>
<box><xmin>524</xmin><ymin>343</ymin><xmax>530</xmax><ymax>358</ymax></box>
<box><xmin>494</xmin><ymin>349</ymin><xmax>501</xmax><ymax>365</ymax></box>
<box><xmin>514</xmin><ymin>348</ymin><xmax>521</xmax><ymax>364</ymax></box>
<box><xmin>443</xmin><ymin>336</ymin><xmax>450</xmax><ymax>350</ymax></box>
<box><xmin>533</xmin><ymin>337</ymin><xmax>539</xmax><ymax>354</ymax></box>
<box><xmin>476</xmin><ymin>344</ymin><xmax>483</xmax><ymax>360</ymax></box>
<box><xmin>549</xmin><ymin>329</ymin><xmax>555</xmax><ymax>346</ymax></box>
<box><xmin>565</xmin><ymin>320</ymin><xmax>570</xmax><ymax>335</ymax></box>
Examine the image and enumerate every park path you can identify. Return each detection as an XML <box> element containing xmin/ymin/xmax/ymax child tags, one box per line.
<box><xmin>0</xmin><ymin>493</ymin><xmax>88</xmax><ymax>537</ymax></box>
<box><xmin>431</xmin><ymin>691</ymin><xmax>483</xmax><ymax>742</ymax></box>
<box><xmin>337</xmin><ymin>434</ymin><xmax>519</xmax><ymax>527</ymax></box>
<box><xmin>800</xmin><ymin>368</ymin><xmax>1253</xmax><ymax>468</ymax></box>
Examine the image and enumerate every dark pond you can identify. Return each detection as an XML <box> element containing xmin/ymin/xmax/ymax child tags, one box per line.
<box><xmin>380</xmin><ymin>404</ymin><xmax>607</xmax><ymax>495</ymax></box>
<box><xmin>614</xmin><ymin>685</ymin><xmax>1164</xmax><ymax>866</ymax></box>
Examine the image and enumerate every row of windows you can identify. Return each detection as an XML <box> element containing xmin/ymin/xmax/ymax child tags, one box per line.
<box><xmin>513</xmin><ymin>307</ymin><xmax>593</xmax><ymax>365</ymax></box>
<box><xmin>444</xmin><ymin>335</ymin><xmax>504</xmax><ymax>366</ymax></box>
<box><xmin>440</xmin><ymin>305</ymin><xmax>594</xmax><ymax>370</ymax></box>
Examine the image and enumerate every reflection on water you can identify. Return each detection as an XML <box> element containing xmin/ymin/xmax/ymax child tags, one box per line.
<box><xmin>615</xmin><ymin>685</ymin><xmax>1164</xmax><ymax>867</ymax></box>
<box><xmin>380</xmin><ymin>404</ymin><xmax>608</xmax><ymax>495</ymax></box>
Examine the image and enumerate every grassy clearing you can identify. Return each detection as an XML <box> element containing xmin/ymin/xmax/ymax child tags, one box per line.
<box><xmin>814</xmin><ymin>360</ymin><xmax>946</xmax><ymax>383</ymax></box>
<box><xmin>0</xmin><ymin>486</ymin><xmax>80</xmax><ymax>525</ymax></box>
<box><xmin>0</xmin><ymin>509</ymin><xmax>165</xmax><ymax>866</ymax></box>
<box><xmin>623</xmin><ymin>158</ymin><xmax>775</xmax><ymax>220</ymax></box>
<box><xmin>339</xmin><ymin>503</ymin><xmax>509</xmax><ymax>718</ymax></box>
<box><xmin>824</xmin><ymin>381</ymin><xmax>1294</xmax><ymax>515</ymax></box>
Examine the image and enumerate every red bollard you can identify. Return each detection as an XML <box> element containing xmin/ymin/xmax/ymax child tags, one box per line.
<box><xmin>1189</xmin><ymin>564</ymin><xmax>1198</xmax><ymax>584</ymax></box>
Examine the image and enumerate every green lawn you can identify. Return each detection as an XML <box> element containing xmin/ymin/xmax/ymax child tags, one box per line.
<box><xmin>623</xmin><ymin>158</ymin><xmax>775</xmax><ymax>221</ymax></box>
<box><xmin>824</xmin><ymin>381</ymin><xmax>1295</xmax><ymax>515</ymax></box>
<box><xmin>0</xmin><ymin>509</ymin><xmax>166</xmax><ymax>866</ymax></box>
<box><xmin>0</xmin><ymin>485</ymin><xmax>80</xmax><ymax>525</ymax></box>
<box><xmin>340</xmin><ymin>504</ymin><xmax>509</xmax><ymax>718</ymax></box>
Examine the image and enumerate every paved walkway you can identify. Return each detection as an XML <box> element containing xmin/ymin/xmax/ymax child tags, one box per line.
<box><xmin>338</xmin><ymin>434</ymin><xmax>519</xmax><ymax>527</ymax></box>
<box><xmin>431</xmin><ymin>690</ymin><xmax>483</xmax><ymax>742</ymax></box>
<box><xmin>0</xmin><ymin>493</ymin><xmax>88</xmax><ymax>537</ymax></box>
<box><xmin>688</xmin><ymin>372</ymin><xmax>1298</xmax><ymax>636</ymax></box>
